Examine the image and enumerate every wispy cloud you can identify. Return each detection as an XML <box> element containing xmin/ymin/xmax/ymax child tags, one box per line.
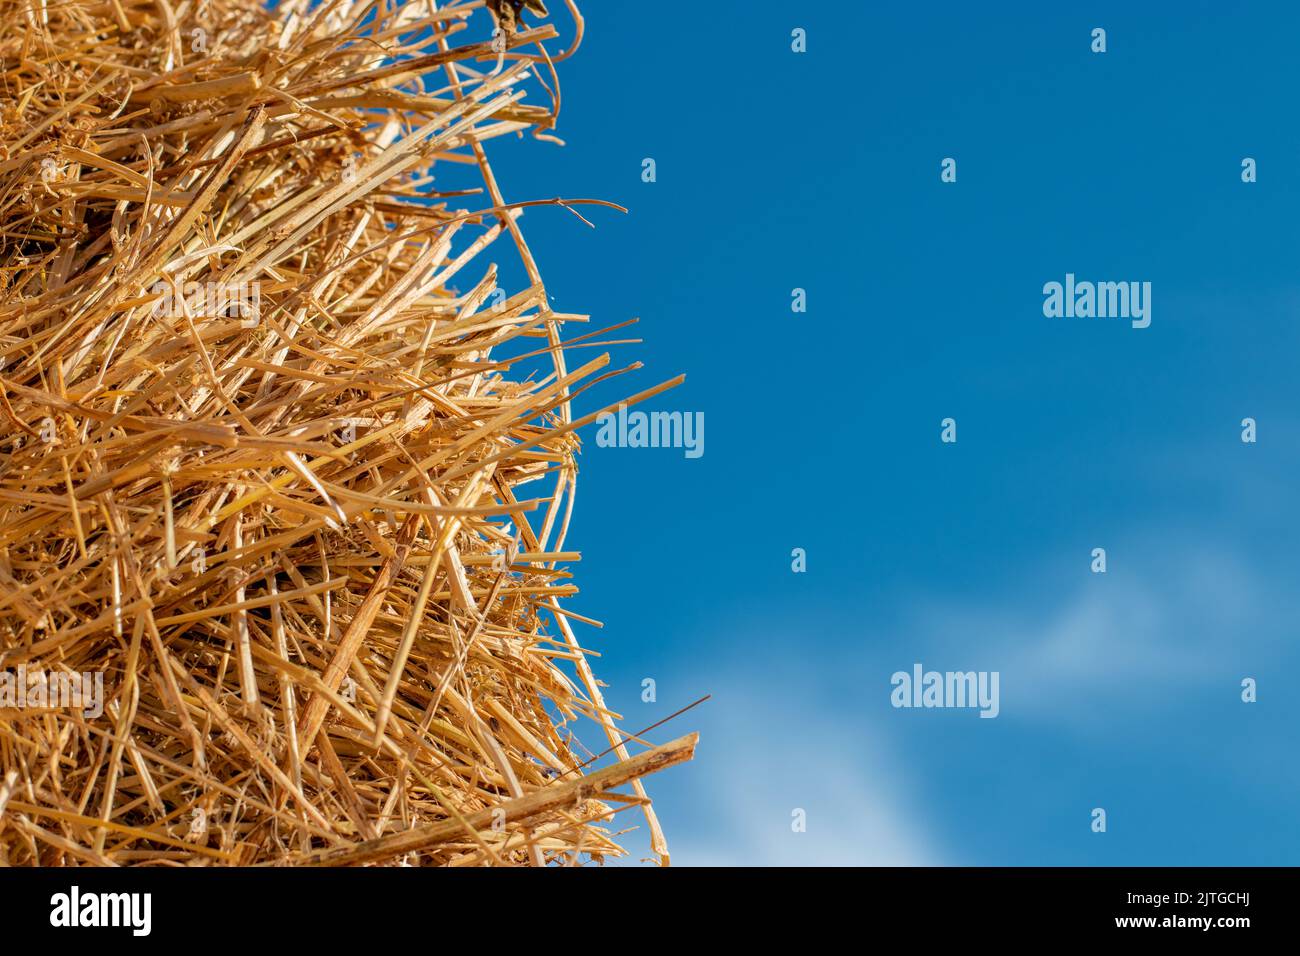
<box><xmin>910</xmin><ymin>539</ymin><xmax>1294</xmax><ymax>723</ymax></box>
<box><xmin>647</xmin><ymin>535</ymin><xmax>1296</xmax><ymax>865</ymax></box>
<box><xmin>669</xmin><ymin>686</ymin><xmax>944</xmax><ymax>866</ymax></box>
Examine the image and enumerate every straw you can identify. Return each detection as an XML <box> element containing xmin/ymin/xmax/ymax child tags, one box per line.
<box><xmin>0</xmin><ymin>0</ymin><xmax>693</xmax><ymax>866</ymax></box>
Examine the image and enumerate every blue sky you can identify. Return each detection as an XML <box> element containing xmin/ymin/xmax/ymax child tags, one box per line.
<box><xmin>465</xmin><ymin>1</ymin><xmax>1300</xmax><ymax>864</ymax></box>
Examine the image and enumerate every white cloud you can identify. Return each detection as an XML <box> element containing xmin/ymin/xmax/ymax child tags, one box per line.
<box><xmin>670</xmin><ymin>687</ymin><xmax>943</xmax><ymax>866</ymax></box>
<box><xmin>648</xmin><ymin>539</ymin><xmax>1293</xmax><ymax>864</ymax></box>
<box><xmin>910</xmin><ymin>541</ymin><xmax>1290</xmax><ymax>722</ymax></box>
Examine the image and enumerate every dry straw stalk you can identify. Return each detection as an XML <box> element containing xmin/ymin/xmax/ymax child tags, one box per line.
<box><xmin>0</xmin><ymin>0</ymin><xmax>693</xmax><ymax>866</ymax></box>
